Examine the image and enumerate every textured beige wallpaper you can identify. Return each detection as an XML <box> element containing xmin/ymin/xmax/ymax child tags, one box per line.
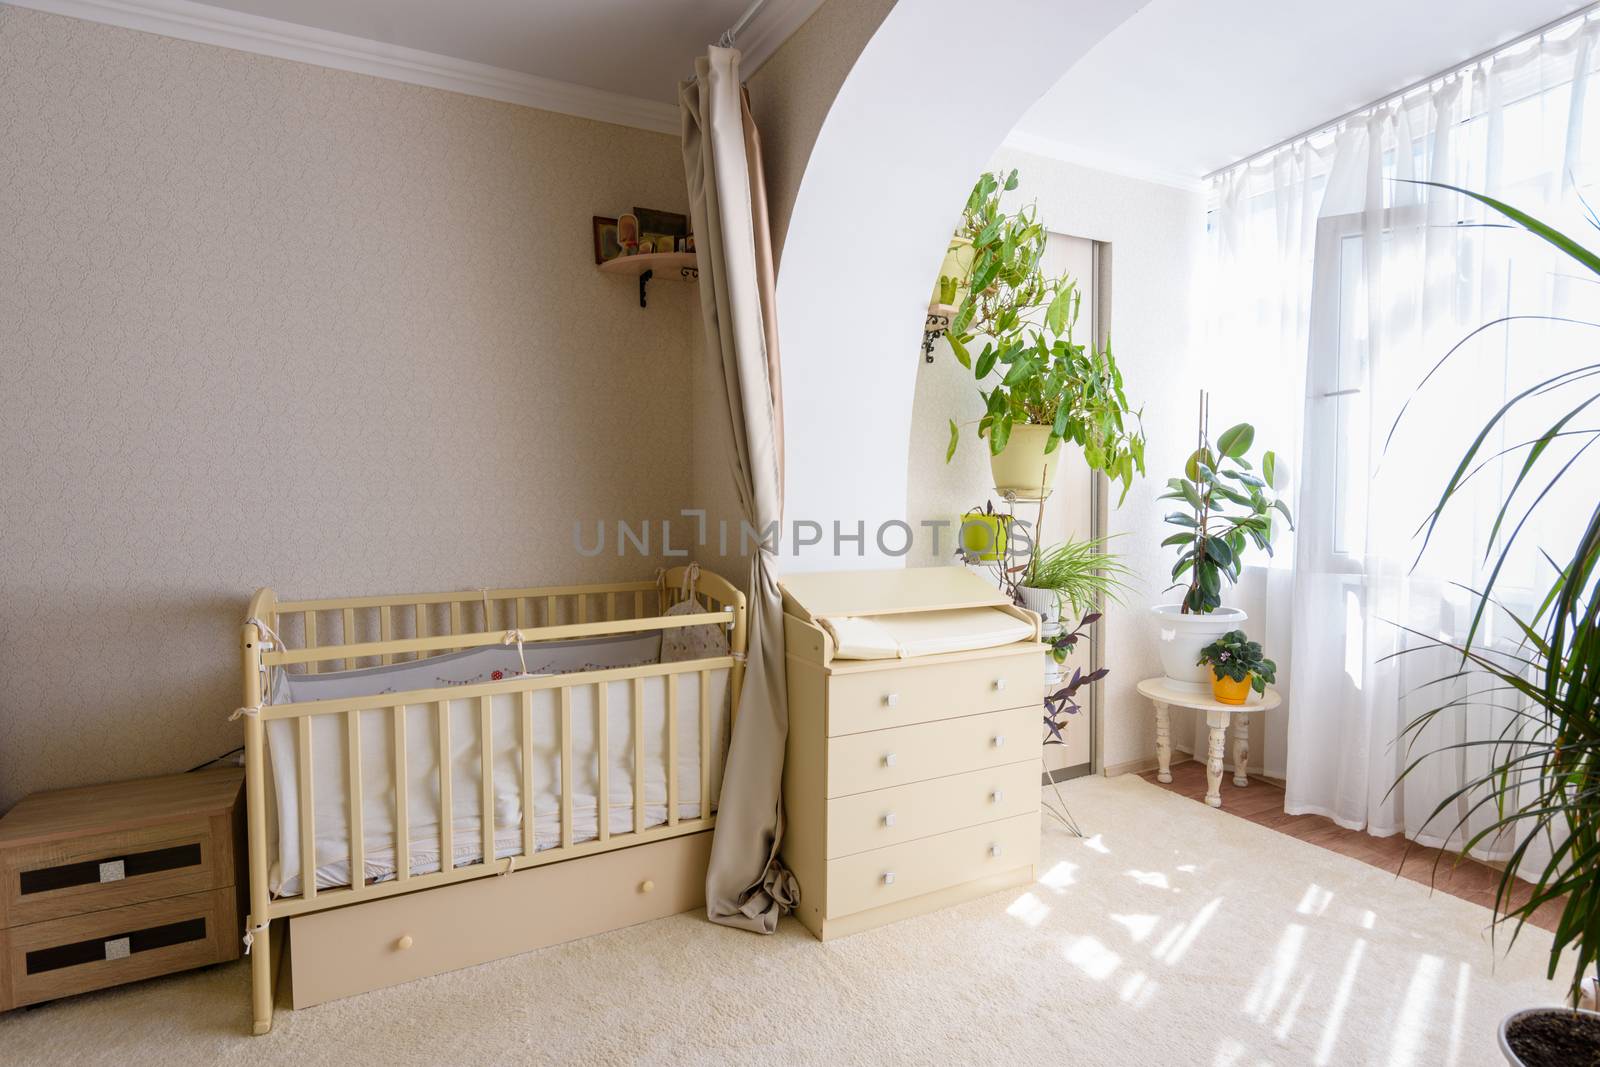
<box><xmin>0</xmin><ymin>8</ymin><xmax>704</xmax><ymax>810</ymax></box>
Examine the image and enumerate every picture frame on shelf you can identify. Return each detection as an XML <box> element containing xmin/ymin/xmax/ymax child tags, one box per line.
<box><xmin>592</xmin><ymin>216</ymin><xmax>621</xmax><ymax>264</ymax></box>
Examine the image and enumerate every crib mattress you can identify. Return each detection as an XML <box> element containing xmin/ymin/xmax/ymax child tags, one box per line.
<box><xmin>819</xmin><ymin>606</ymin><xmax>1035</xmax><ymax>660</ymax></box>
<box><xmin>265</xmin><ymin>637</ymin><xmax>730</xmax><ymax>896</ymax></box>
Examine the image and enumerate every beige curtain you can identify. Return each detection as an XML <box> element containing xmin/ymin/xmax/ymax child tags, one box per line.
<box><xmin>680</xmin><ymin>46</ymin><xmax>795</xmax><ymax>933</ymax></box>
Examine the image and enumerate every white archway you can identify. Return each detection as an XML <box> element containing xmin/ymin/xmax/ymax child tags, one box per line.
<box><xmin>775</xmin><ymin>0</ymin><xmax>1150</xmax><ymax>571</ymax></box>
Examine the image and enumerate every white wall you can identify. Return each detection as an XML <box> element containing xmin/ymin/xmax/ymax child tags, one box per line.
<box><xmin>981</xmin><ymin>146</ymin><xmax>1208</xmax><ymax>774</ymax></box>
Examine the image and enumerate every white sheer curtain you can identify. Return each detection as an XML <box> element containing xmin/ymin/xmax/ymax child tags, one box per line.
<box><xmin>1206</xmin><ymin>14</ymin><xmax>1600</xmax><ymax>859</ymax></box>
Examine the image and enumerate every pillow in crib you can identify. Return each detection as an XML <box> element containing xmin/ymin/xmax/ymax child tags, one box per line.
<box><xmin>659</xmin><ymin>598</ymin><xmax>731</xmax><ymax>663</ymax></box>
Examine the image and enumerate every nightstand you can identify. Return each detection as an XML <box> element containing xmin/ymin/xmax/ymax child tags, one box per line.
<box><xmin>0</xmin><ymin>767</ymin><xmax>245</xmax><ymax>1010</ymax></box>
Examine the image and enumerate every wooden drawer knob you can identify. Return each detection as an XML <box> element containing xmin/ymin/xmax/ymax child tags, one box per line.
<box><xmin>882</xmin><ymin>752</ymin><xmax>897</xmax><ymax>768</ymax></box>
<box><xmin>640</xmin><ymin>880</ymin><xmax>655</xmax><ymax>894</ymax></box>
<box><xmin>396</xmin><ymin>935</ymin><xmax>414</xmax><ymax>951</ymax></box>
<box><xmin>882</xmin><ymin>692</ymin><xmax>900</xmax><ymax>708</ymax></box>
<box><xmin>882</xmin><ymin>812</ymin><xmax>897</xmax><ymax>828</ymax></box>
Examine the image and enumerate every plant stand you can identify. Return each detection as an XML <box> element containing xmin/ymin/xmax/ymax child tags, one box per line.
<box><xmin>1134</xmin><ymin>677</ymin><xmax>1281</xmax><ymax>808</ymax></box>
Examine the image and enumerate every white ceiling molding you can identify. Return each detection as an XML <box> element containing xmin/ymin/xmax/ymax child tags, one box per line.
<box><xmin>4</xmin><ymin>0</ymin><xmax>682</xmax><ymax>134</ymax></box>
<box><xmin>1001</xmin><ymin>129</ymin><xmax>1207</xmax><ymax>194</ymax></box>
<box><xmin>732</xmin><ymin>0</ymin><xmax>826</xmax><ymax>74</ymax></box>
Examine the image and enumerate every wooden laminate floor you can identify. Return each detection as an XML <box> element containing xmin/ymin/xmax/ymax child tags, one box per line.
<box><xmin>1140</xmin><ymin>759</ymin><xmax>1562</xmax><ymax>933</ymax></box>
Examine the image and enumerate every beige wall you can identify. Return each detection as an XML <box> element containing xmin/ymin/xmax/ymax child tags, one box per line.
<box><xmin>746</xmin><ymin>0</ymin><xmax>896</xmax><ymax>270</ymax></box>
<box><xmin>0</xmin><ymin>8</ymin><xmax>702</xmax><ymax>810</ymax></box>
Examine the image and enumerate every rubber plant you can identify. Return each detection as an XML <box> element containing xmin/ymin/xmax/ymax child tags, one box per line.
<box><xmin>1161</xmin><ymin>392</ymin><xmax>1293</xmax><ymax>613</ymax></box>
<box><xmin>942</xmin><ymin>169</ymin><xmax>1147</xmax><ymax>503</ymax></box>
<box><xmin>1387</xmin><ymin>184</ymin><xmax>1600</xmax><ymax>1027</ymax></box>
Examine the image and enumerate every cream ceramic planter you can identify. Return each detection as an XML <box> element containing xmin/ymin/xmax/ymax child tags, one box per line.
<box><xmin>1016</xmin><ymin>585</ymin><xmax>1060</xmax><ymax>629</ymax></box>
<box><xmin>933</xmin><ymin>237</ymin><xmax>975</xmax><ymax>306</ymax></box>
<box><xmin>990</xmin><ymin>425</ymin><xmax>1061</xmax><ymax>500</ymax></box>
<box><xmin>1499</xmin><ymin>1007</ymin><xmax>1600</xmax><ymax>1065</ymax></box>
<box><xmin>1149</xmin><ymin>604</ymin><xmax>1246</xmax><ymax>691</ymax></box>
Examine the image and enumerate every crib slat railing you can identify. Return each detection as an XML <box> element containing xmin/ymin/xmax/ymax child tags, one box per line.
<box><xmin>305</xmin><ymin>611</ymin><xmax>319</xmax><ymax>675</ymax></box>
<box><xmin>393</xmin><ymin>704</ymin><xmax>410</xmax><ymax>882</ymax></box>
<box><xmin>380</xmin><ymin>605</ymin><xmax>394</xmax><ymax>665</ymax></box>
<box><xmin>519</xmin><ymin>691</ymin><xmax>535</xmax><ymax>859</ymax></box>
<box><xmin>297</xmin><ymin>717</ymin><xmax>316</xmax><ymax>900</ymax></box>
<box><xmin>436</xmin><ymin>700</ymin><xmax>453</xmax><ymax>873</ymax></box>
<box><xmin>415</xmin><ymin>603</ymin><xmax>429</xmax><ymax>664</ymax></box>
<box><xmin>632</xmin><ymin>678</ymin><xmax>646</xmax><ymax>835</ymax></box>
<box><xmin>667</xmin><ymin>676</ymin><xmax>679</xmax><ymax>827</ymax></box>
<box><xmin>347</xmin><ymin>710</ymin><xmax>364</xmax><ymax>887</ymax></box>
<box><xmin>343</xmin><ymin>608</ymin><xmax>358</xmax><ymax>670</ymax></box>
<box><xmin>596</xmin><ymin>682</ymin><xmax>610</xmax><ymax>842</ymax></box>
<box><xmin>699</xmin><ymin>669</ymin><xmax>711</xmax><ymax>824</ymax></box>
<box><xmin>479</xmin><ymin>695</ymin><xmax>495</xmax><ymax>869</ymax></box>
<box><xmin>450</xmin><ymin>602</ymin><xmax>463</xmax><ymax>653</ymax></box>
<box><xmin>559</xmin><ymin>687</ymin><xmax>573</xmax><ymax>849</ymax></box>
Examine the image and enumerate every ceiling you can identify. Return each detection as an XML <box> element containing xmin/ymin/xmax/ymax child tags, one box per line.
<box><xmin>180</xmin><ymin>0</ymin><xmax>814</xmax><ymax>103</ymax></box>
<box><xmin>1012</xmin><ymin>0</ymin><xmax>1592</xmax><ymax>185</ymax></box>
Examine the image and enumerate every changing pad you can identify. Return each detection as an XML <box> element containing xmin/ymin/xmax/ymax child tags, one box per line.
<box><xmin>820</xmin><ymin>607</ymin><xmax>1034</xmax><ymax>660</ymax></box>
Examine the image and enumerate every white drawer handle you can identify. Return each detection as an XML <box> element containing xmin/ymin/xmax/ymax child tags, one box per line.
<box><xmin>882</xmin><ymin>872</ymin><xmax>896</xmax><ymax>885</ymax></box>
<box><xmin>883</xmin><ymin>752</ymin><xmax>897</xmax><ymax>768</ymax></box>
<box><xmin>993</xmin><ymin>678</ymin><xmax>1007</xmax><ymax>691</ymax></box>
<box><xmin>396</xmin><ymin>935</ymin><xmax>414</xmax><ymax>951</ymax></box>
<box><xmin>883</xmin><ymin>692</ymin><xmax>900</xmax><ymax>708</ymax></box>
<box><xmin>882</xmin><ymin>812</ymin><xmax>897</xmax><ymax>827</ymax></box>
<box><xmin>990</xmin><ymin>845</ymin><xmax>1003</xmax><ymax>859</ymax></box>
<box><xmin>640</xmin><ymin>879</ymin><xmax>655</xmax><ymax>894</ymax></box>
<box><xmin>993</xmin><ymin>734</ymin><xmax>1006</xmax><ymax>748</ymax></box>
<box><xmin>990</xmin><ymin>789</ymin><xmax>1005</xmax><ymax>803</ymax></box>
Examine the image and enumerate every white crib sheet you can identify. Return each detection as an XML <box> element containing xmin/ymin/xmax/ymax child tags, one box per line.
<box><xmin>264</xmin><ymin>637</ymin><xmax>730</xmax><ymax>896</ymax></box>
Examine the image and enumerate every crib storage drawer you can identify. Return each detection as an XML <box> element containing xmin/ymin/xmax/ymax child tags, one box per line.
<box><xmin>290</xmin><ymin>829</ymin><xmax>712</xmax><ymax>1009</ymax></box>
<box><xmin>825</xmin><ymin>650</ymin><xmax>1037</xmax><ymax>735</ymax></box>
<box><xmin>1</xmin><ymin>888</ymin><xmax>237</xmax><ymax>1010</ymax></box>
<box><xmin>824</xmin><ymin>811</ymin><xmax>1041</xmax><ymax>919</ymax></box>
<box><xmin>825</xmin><ymin>705</ymin><xmax>1039</xmax><ymax>798</ymax></box>
<box><xmin>825</xmin><ymin>760</ymin><xmax>1040</xmax><ymax>859</ymax></box>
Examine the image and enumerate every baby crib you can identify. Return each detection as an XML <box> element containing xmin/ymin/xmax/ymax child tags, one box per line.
<box><xmin>238</xmin><ymin>566</ymin><xmax>745</xmax><ymax>1034</ymax></box>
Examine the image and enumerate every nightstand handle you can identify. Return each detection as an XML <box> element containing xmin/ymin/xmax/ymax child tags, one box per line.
<box><xmin>882</xmin><ymin>872</ymin><xmax>896</xmax><ymax>885</ymax></box>
<box><xmin>883</xmin><ymin>692</ymin><xmax>900</xmax><ymax>708</ymax></box>
<box><xmin>882</xmin><ymin>752</ymin><xmax>897</xmax><ymax>768</ymax></box>
<box><xmin>990</xmin><ymin>789</ymin><xmax>1004</xmax><ymax>803</ymax></box>
<box><xmin>883</xmin><ymin>812</ymin><xmax>897</xmax><ymax>827</ymax></box>
<box><xmin>993</xmin><ymin>678</ymin><xmax>1007</xmax><ymax>691</ymax></box>
<box><xmin>396</xmin><ymin>935</ymin><xmax>414</xmax><ymax>951</ymax></box>
<box><xmin>992</xmin><ymin>734</ymin><xmax>1006</xmax><ymax>748</ymax></box>
<box><xmin>989</xmin><ymin>845</ymin><xmax>1003</xmax><ymax>859</ymax></box>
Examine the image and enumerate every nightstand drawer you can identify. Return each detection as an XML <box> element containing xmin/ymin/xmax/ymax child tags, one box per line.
<box><xmin>826</xmin><ymin>760</ymin><xmax>1039</xmax><ymax>858</ymax></box>
<box><xmin>0</xmin><ymin>887</ymin><xmax>238</xmax><ymax>1010</ymax></box>
<box><xmin>826</xmin><ymin>650</ymin><xmax>1036</xmax><ymax>735</ymax></box>
<box><xmin>2</xmin><ymin>819</ymin><xmax>231</xmax><ymax>928</ymax></box>
<box><xmin>825</xmin><ymin>706</ymin><xmax>1039</xmax><ymax>798</ymax></box>
<box><xmin>825</xmin><ymin>811</ymin><xmax>1039</xmax><ymax>919</ymax></box>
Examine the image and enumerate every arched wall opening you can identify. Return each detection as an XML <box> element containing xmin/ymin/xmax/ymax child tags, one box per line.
<box><xmin>769</xmin><ymin>0</ymin><xmax>1150</xmax><ymax>572</ymax></box>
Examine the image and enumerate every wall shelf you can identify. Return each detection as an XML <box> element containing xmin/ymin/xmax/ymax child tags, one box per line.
<box><xmin>599</xmin><ymin>252</ymin><xmax>699</xmax><ymax>307</ymax></box>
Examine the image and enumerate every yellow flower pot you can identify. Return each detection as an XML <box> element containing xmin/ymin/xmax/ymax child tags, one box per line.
<box><xmin>989</xmin><ymin>424</ymin><xmax>1061</xmax><ymax>500</ymax></box>
<box><xmin>1211</xmin><ymin>673</ymin><xmax>1253</xmax><ymax>705</ymax></box>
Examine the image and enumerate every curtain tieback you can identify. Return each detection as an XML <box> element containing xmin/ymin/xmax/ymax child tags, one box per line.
<box><xmin>244</xmin><ymin>615</ymin><xmax>286</xmax><ymax>652</ymax></box>
<box><xmin>502</xmin><ymin>629</ymin><xmax>528</xmax><ymax>675</ymax></box>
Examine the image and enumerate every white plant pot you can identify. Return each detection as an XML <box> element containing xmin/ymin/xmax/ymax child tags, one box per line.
<box><xmin>1499</xmin><ymin>1006</ymin><xmax>1600</xmax><ymax>1065</ymax></box>
<box><xmin>990</xmin><ymin>425</ymin><xmax>1061</xmax><ymax>500</ymax></box>
<box><xmin>1017</xmin><ymin>586</ymin><xmax>1061</xmax><ymax>629</ymax></box>
<box><xmin>1149</xmin><ymin>604</ymin><xmax>1247</xmax><ymax>691</ymax></box>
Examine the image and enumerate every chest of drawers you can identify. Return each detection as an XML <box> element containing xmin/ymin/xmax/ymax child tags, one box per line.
<box><xmin>779</xmin><ymin>567</ymin><xmax>1044</xmax><ymax>941</ymax></box>
<box><xmin>0</xmin><ymin>768</ymin><xmax>245</xmax><ymax>1010</ymax></box>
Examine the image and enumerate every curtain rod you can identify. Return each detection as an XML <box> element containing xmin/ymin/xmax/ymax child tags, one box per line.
<box><xmin>718</xmin><ymin>0</ymin><xmax>772</xmax><ymax>48</ymax></box>
<box><xmin>1201</xmin><ymin>2</ymin><xmax>1600</xmax><ymax>183</ymax></box>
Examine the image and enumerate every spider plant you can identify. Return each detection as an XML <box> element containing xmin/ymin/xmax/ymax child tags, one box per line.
<box><xmin>1020</xmin><ymin>536</ymin><xmax>1134</xmax><ymax>619</ymax></box>
<box><xmin>1390</xmin><ymin>183</ymin><xmax>1600</xmax><ymax>1008</ymax></box>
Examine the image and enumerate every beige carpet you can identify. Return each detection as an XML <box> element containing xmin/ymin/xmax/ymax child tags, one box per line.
<box><xmin>0</xmin><ymin>775</ymin><xmax>1567</xmax><ymax>1065</ymax></box>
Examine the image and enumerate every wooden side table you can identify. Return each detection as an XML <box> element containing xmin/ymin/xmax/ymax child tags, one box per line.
<box><xmin>1134</xmin><ymin>677</ymin><xmax>1281</xmax><ymax>808</ymax></box>
<box><xmin>0</xmin><ymin>768</ymin><xmax>245</xmax><ymax>1011</ymax></box>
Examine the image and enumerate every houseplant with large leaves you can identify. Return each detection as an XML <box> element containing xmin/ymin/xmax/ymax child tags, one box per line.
<box><xmin>1387</xmin><ymin>186</ymin><xmax>1600</xmax><ymax>1066</ymax></box>
<box><xmin>942</xmin><ymin>170</ymin><xmax>1146</xmax><ymax>503</ymax></box>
